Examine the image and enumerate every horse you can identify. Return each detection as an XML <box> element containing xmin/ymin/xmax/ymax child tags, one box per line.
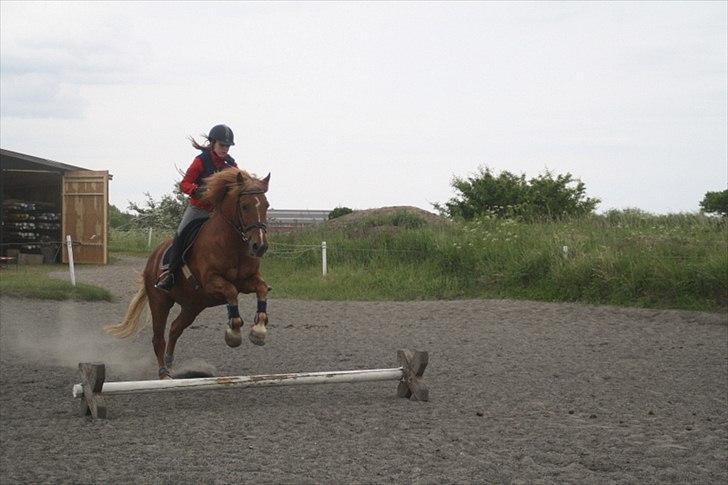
<box><xmin>105</xmin><ymin>168</ymin><xmax>271</xmax><ymax>379</ymax></box>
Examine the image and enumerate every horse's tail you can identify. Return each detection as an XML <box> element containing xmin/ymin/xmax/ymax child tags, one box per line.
<box><xmin>104</xmin><ymin>284</ymin><xmax>149</xmax><ymax>338</ymax></box>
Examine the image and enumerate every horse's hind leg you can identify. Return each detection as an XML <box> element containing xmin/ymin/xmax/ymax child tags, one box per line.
<box><xmin>165</xmin><ymin>306</ymin><xmax>202</xmax><ymax>368</ymax></box>
<box><xmin>150</xmin><ymin>296</ymin><xmax>174</xmax><ymax>379</ymax></box>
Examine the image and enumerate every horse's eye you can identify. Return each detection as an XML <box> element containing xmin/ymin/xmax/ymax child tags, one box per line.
<box><xmin>241</xmin><ymin>205</ymin><xmax>249</xmax><ymax>211</ymax></box>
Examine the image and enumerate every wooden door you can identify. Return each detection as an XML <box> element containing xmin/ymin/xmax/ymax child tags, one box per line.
<box><xmin>62</xmin><ymin>170</ymin><xmax>109</xmax><ymax>264</ymax></box>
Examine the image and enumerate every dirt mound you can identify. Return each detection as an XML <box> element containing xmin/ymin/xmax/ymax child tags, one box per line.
<box><xmin>325</xmin><ymin>205</ymin><xmax>449</xmax><ymax>229</ymax></box>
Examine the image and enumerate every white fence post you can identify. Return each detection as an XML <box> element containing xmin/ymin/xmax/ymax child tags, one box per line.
<box><xmin>322</xmin><ymin>241</ymin><xmax>327</xmax><ymax>276</ymax></box>
<box><xmin>147</xmin><ymin>227</ymin><xmax>153</xmax><ymax>249</ymax></box>
<box><xmin>66</xmin><ymin>235</ymin><xmax>76</xmax><ymax>286</ymax></box>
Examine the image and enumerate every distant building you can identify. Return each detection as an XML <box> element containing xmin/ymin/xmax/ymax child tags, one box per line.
<box><xmin>268</xmin><ymin>209</ymin><xmax>329</xmax><ymax>232</ymax></box>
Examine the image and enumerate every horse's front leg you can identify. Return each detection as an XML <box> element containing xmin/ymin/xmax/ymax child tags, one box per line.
<box><xmin>248</xmin><ymin>277</ymin><xmax>269</xmax><ymax>346</ymax></box>
<box><xmin>207</xmin><ymin>275</ymin><xmax>244</xmax><ymax>348</ymax></box>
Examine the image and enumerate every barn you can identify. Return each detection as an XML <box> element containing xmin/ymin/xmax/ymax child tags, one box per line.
<box><xmin>0</xmin><ymin>148</ymin><xmax>110</xmax><ymax>264</ymax></box>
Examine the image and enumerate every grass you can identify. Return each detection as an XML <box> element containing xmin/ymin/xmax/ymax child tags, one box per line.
<box><xmin>11</xmin><ymin>210</ymin><xmax>726</xmax><ymax>310</ymax></box>
<box><xmin>108</xmin><ymin>227</ymin><xmax>173</xmax><ymax>254</ymax></box>
<box><xmin>262</xmin><ymin>259</ymin><xmax>466</xmax><ymax>301</ymax></box>
<box><xmin>260</xmin><ymin>210</ymin><xmax>727</xmax><ymax>312</ymax></box>
<box><xmin>0</xmin><ymin>264</ymin><xmax>113</xmax><ymax>301</ymax></box>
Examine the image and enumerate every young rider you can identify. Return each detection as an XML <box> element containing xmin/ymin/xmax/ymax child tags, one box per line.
<box><xmin>155</xmin><ymin>124</ymin><xmax>237</xmax><ymax>292</ymax></box>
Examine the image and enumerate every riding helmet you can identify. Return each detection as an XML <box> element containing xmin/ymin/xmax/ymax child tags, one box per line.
<box><xmin>208</xmin><ymin>124</ymin><xmax>235</xmax><ymax>146</ymax></box>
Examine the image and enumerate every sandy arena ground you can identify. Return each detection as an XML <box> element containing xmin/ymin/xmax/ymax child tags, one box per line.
<box><xmin>1</xmin><ymin>255</ymin><xmax>726</xmax><ymax>484</ymax></box>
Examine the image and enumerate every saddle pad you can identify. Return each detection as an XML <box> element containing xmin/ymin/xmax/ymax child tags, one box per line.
<box><xmin>162</xmin><ymin>216</ymin><xmax>209</xmax><ymax>267</ymax></box>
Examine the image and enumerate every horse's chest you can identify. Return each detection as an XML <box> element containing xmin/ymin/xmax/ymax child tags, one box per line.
<box><xmin>224</xmin><ymin>268</ymin><xmax>239</xmax><ymax>282</ymax></box>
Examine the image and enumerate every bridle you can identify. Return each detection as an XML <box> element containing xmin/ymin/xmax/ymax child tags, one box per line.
<box><xmin>222</xmin><ymin>189</ymin><xmax>268</xmax><ymax>244</ymax></box>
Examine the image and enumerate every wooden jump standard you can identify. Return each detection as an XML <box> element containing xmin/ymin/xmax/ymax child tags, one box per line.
<box><xmin>74</xmin><ymin>349</ymin><xmax>429</xmax><ymax>419</ymax></box>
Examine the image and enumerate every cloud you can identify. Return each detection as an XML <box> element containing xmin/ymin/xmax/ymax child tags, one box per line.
<box><xmin>1</xmin><ymin>1</ymin><xmax>725</xmax><ymax>213</ymax></box>
<box><xmin>0</xmin><ymin>4</ymin><xmax>148</xmax><ymax>119</ymax></box>
<box><xmin>0</xmin><ymin>74</ymin><xmax>84</xmax><ymax>119</ymax></box>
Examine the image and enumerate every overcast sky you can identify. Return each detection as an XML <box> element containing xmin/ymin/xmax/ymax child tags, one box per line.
<box><xmin>1</xmin><ymin>1</ymin><xmax>726</xmax><ymax>214</ymax></box>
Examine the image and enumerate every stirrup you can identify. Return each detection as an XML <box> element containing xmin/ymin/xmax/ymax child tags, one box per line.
<box><xmin>155</xmin><ymin>271</ymin><xmax>175</xmax><ymax>292</ymax></box>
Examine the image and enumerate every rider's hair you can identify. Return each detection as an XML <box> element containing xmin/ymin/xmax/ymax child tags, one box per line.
<box><xmin>189</xmin><ymin>135</ymin><xmax>213</xmax><ymax>151</ymax></box>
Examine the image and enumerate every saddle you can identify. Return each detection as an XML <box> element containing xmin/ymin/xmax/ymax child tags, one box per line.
<box><xmin>162</xmin><ymin>216</ymin><xmax>208</xmax><ymax>274</ymax></box>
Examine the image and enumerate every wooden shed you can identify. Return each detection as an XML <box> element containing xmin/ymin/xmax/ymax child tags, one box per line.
<box><xmin>0</xmin><ymin>148</ymin><xmax>110</xmax><ymax>264</ymax></box>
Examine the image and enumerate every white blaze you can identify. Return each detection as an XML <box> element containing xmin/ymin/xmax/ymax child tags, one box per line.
<box><xmin>254</xmin><ymin>196</ymin><xmax>264</xmax><ymax>240</ymax></box>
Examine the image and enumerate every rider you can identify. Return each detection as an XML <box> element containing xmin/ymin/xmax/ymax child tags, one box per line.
<box><xmin>155</xmin><ymin>124</ymin><xmax>238</xmax><ymax>292</ymax></box>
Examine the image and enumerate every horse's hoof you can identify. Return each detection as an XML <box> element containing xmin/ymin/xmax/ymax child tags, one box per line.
<box><xmin>225</xmin><ymin>327</ymin><xmax>243</xmax><ymax>347</ymax></box>
<box><xmin>249</xmin><ymin>324</ymin><xmax>267</xmax><ymax>346</ymax></box>
<box><xmin>159</xmin><ymin>367</ymin><xmax>173</xmax><ymax>379</ymax></box>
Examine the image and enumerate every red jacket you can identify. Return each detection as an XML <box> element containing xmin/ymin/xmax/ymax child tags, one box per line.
<box><xmin>180</xmin><ymin>150</ymin><xmax>233</xmax><ymax>211</ymax></box>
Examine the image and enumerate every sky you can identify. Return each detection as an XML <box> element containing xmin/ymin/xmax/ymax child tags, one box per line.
<box><xmin>1</xmin><ymin>1</ymin><xmax>726</xmax><ymax>214</ymax></box>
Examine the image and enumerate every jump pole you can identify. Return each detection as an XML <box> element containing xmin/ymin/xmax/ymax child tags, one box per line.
<box><xmin>74</xmin><ymin>349</ymin><xmax>429</xmax><ymax>419</ymax></box>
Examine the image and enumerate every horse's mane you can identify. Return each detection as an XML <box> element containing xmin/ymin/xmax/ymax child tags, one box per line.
<box><xmin>200</xmin><ymin>168</ymin><xmax>267</xmax><ymax>207</ymax></box>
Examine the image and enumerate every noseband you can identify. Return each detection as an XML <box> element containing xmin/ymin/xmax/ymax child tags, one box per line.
<box><xmin>223</xmin><ymin>189</ymin><xmax>268</xmax><ymax>244</ymax></box>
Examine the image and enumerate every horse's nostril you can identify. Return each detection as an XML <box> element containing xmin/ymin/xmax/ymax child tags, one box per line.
<box><xmin>256</xmin><ymin>243</ymin><xmax>268</xmax><ymax>257</ymax></box>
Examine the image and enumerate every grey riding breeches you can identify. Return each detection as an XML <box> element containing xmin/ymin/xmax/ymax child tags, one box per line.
<box><xmin>177</xmin><ymin>204</ymin><xmax>210</xmax><ymax>236</ymax></box>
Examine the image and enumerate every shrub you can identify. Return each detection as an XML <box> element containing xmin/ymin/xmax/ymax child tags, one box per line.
<box><xmin>328</xmin><ymin>206</ymin><xmax>354</xmax><ymax>220</ymax></box>
<box><xmin>108</xmin><ymin>204</ymin><xmax>135</xmax><ymax>229</ymax></box>
<box><xmin>434</xmin><ymin>166</ymin><xmax>600</xmax><ymax>221</ymax></box>
<box><xmin>700</xmin><ymin>189</ymin><xmax>728</xmax><ymax>217</ymax></box>
<box><xmin>127</xmin><ymin>187</ymin><xmax>187</xmax><ymax>231</ymax></box>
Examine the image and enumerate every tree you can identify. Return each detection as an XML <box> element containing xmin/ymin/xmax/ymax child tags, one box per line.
<box><xmin>433</xmin><ymin>166</ymin><xmax>600</xmax><ymax>221</ymax></box>
<box><xmin>699</xmin><ymin>189</ymin><xmax>728</xmax><ymax>217</ymax></box>
<box><xmin>329</xmin><ymin>206</ymin><xmax>354</xmax><ymax>220</ymax></box>
<box><xmin>108</xmin><ymin>204</ymin><xmax>135</xmax><ymax>229</ymax></box>
<box><xmin>127</xmin><ymin>185</ymin><xmax>187</xmax><ymax>230</ymax></box>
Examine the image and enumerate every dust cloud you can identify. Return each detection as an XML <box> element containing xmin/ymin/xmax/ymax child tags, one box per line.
<box><xmin>0</xmin><ymin>297</ymin><xmax>154</xmax><ymax>378</ymax></box>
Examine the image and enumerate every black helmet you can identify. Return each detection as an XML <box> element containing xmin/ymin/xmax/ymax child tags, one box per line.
<box><xmin>208</xmin><ymin>124</ymin><xmax>235</xmax><ymax>146</ymax></box>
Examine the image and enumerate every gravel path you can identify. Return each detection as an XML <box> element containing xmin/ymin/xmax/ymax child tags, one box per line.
<box><xmin>1</xmin><ymin>255</ymin><xmax>726</xmax><ymax>484</ymax></box>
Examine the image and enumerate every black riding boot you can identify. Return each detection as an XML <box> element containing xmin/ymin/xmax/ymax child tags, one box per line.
<box><xmin>155</xmin><ymin>236</ymin><xmax>181</xmax><ymax>292</ymax></box>
<box><xmin>155</xmin><ymin>269</ymin><xmax>176</xmax><ymax>292</ymax></box>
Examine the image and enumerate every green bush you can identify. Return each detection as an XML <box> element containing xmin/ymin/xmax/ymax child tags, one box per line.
<box><xmin>127</xmin><ymin>188</ymin><xmax>186</xmax><ymax>231</ymax></box>
<box><xmin>434</xmin><ymin>166</ymin><xmax>600</xmax><ymax>221</ymax></box>
<box><xmin>109</xmin><ymin>204</ymin><xmax>135</xmax><ymax>229</ymax></box>
<box><xmin>328</xmin><ymin>206</ymin><xmax>354</xmax><ymax>219</ymax></box>
<box><xmin>700</xmin><ymin>189</ymin><xmax>728</xmax><ymax>217</ymax></box>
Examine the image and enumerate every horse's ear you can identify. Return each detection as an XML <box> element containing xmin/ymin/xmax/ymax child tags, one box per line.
<box><xmin>262</xmin><ymin>173</ymin><xmax>270</xmax><ymax>188</ymax></box>
<box><xmin>236</xmin><ymin>172</ymin><xmax>246</xmax><ymax>186</ymax></box>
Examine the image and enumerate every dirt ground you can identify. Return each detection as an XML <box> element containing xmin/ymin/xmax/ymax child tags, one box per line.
<box><xmin>1</xmin><ymin>255</ymin><xmax>726</xmax><ymax>484</ymax></box>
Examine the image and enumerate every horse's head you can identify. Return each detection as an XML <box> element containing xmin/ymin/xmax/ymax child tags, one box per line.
<box><xmin>234</xmin><ymin>171</ymin><xmax>270</xmax><ymax>257</ymax></box>
<box><xmin>201</xmin><ymin>168</ymin><xmax>271</xmax><ymax>258</ymax></box>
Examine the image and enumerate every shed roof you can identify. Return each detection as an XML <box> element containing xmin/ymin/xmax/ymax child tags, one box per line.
<box><xmin>1</xmin><ymin>148</ymin><xmax>90</xmax><ymax>173</ymax></box>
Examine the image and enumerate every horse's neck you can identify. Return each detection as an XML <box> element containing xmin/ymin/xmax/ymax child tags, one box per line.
<box><xmin>196</xmin><ymin>212</ymin><xmax>258</xmax><ymax>272</ymax></box>
<box><xmin>204</xmin><ymin>211</ymin><xmax>237</xmax><ymax>245</ymax></box>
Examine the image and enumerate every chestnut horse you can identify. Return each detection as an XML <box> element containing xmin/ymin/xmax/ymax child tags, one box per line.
<box><xmin>105</xmin><ymin>168</ymin><xmax>271</xmax><ymax>379</ymax></box>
